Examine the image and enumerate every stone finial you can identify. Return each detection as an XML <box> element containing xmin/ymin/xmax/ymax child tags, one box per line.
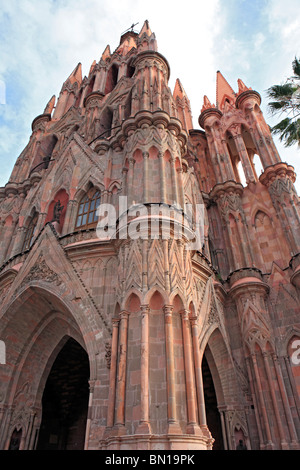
<box><xmin>201</xmin><ymin>95</ymin><xmax>216</xmax><ymax>112</ymax></box>
<box><xmin>237</xmin><ymin>78</ymin><xmax>252</xmax><ymax>95</ymax></box>
<box><xmin>43</xmin><ymin>95</ymin><xmax>56</xmax><ymax>115</ymax></box>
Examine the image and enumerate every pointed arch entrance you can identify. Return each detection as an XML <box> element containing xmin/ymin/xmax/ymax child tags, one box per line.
<box><xmin>200</xmin><ymin>326</ymin><xmax>243</xmax><ymax>450</ymax></box>
<box><xmin>202</xmin><ymin>350</ymin><xmax>224</xmax><ymax>450</ymax></box>
<box><xmin>36</xmin><ymin>337</ymin><xmax>90</xmax><ymax>450</ymax></box>
<box><xmin>0</xmin><ymin>284</ymin><xmax>99</xmax><ymax>451</ymax></box>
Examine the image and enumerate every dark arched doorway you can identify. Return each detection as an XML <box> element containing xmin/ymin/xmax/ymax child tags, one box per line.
<box><xmin>37</xmin><ymin>338</ymin><xmax>90</xmax><ymax>450</ymax></box>
<box><xmin>202</xmin><ymin>354</ymin><xmax>224</xmax><ymax>450</ymax></box>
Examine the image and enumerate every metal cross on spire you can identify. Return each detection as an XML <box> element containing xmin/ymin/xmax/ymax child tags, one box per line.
<box><xmin>121</xmin><ymin>22</ymin><xmax>139</xmax><ymax>35</ymax></box>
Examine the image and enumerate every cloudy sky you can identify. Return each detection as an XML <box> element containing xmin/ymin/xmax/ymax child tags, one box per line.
<box><xmin>0</xmin><ymin>0</ymin><xmax>299</xmax><ymax>190</ymax></box>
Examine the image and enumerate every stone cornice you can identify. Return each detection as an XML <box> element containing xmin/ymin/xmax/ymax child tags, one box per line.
<box><xmin>259</xmin><ymin>161</ymin><xmax>296</xmax><ymax>187</ymax></box>
<box><xmin>133</xmin><ymin>50</ymin><xmax>170</xmax><ymax>80</ymax></box>
<box><xmin>31</xmin><ymin>113</ymin><xmax>51</xmax><ymax>132</ymax></box>
<box><xmin>92</xmin><ymin>109</ymin><xmax>188</xmax><ymax>154</ymax></box>
<box><xmin>198</xmin><ymin>107</ymin><xmax>222</xmax><ymax>130</ymax></box>
<box><xmin>235</xmin><ymin>89</ymin><xmax>261</xmax><ymax>109</ymax></box>
<box><xmin>209</xmin><ymin>180</ymin><xmax>244</xmax><ymax>201</ymax></box>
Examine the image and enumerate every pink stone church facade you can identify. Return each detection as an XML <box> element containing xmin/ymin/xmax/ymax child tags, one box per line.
<box><xmin>0</xmin><ymin>21</ymin><xmax>300</xmax><ymax>450</ymax></box>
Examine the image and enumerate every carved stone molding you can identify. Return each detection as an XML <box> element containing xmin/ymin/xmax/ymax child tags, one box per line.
<box><xmin>19</xmin><ymin>254</ymin><xmax>62</xmax><ymax>289</ymax></box>
<box><xmin>105</xmin><ymin>341</ymin><xmax>112</xmax><ymax>369</ymax></box>
<box><xmin>259</xmin><ymin>162</ymin><xmax>296</xmax><ymax>188</ymax></box>
<box><xmin>268</xmin><ymin>176</ymin><xmax>297</xmax><ymax>206</ymax></box>
<box><xmin>84</xmin><ymin>91</ymin><xmax>105</xmax><ymax>109</ymax></box>
<box><xmin>210</xmin><ymin>181</ymin><xmax>244</xmax><ymax>223</ymax></box>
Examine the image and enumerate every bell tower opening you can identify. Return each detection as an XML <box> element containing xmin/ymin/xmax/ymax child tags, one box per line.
<box><xmin>202</xmin><ymin>353</ymin><xmax>224</xmax><ymax>450</ymax></box>
<box><xmin>37</xmin><ymin>338</ymin><xmax>90</xmax><ymax>450</ymax></box>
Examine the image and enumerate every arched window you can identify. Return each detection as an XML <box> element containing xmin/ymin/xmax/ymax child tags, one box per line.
<box><xmin>22</xmin><ymin>212</ymin><xmax>39</xmax><ymax>251</ymax></box>
<box><xmin>105</xmin><ymin>64</ymin><xmax>119</xmax><ymax>95</ymax></box>
<box><xmin>30</xmin><ymin>135</ymin><xmax>58</xmax><ymax>175</ymax></box>
<box><xmin>76</xmin><ymin>189</ymin><xmax>101</xmax><ymax>229</ymax></box>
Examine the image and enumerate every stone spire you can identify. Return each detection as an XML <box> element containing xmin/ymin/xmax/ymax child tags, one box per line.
<box><xmin>216</xmin><ymin>70</ymin><xmax>236</xmax><ymax>110</ymax></box>
<box><xmin>173</xmin><ymin>78</ymin><xmax>193</xmax><ymax>130</ymax></box>
<box><xmin>43</xmin><ymin>95</ymin><xmax>56</xmax><ymax>115</ymax></box>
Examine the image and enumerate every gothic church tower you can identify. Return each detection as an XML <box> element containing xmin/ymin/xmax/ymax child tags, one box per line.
<box><xmin>0</xmin><ymin>21</ymin><xmax>299</xmax><ymax>451</ymax></box>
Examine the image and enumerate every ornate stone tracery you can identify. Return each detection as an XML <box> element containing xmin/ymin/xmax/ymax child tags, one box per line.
<box><xmin>0</xmin><ymin>20</ymin><xmax>299</xmax><ymax>452</ymax></box>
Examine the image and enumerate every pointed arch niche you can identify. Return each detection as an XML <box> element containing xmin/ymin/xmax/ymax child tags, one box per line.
<box><xmin>105</xmin><ymin>64</ymin><xmax>119</xmax><ymax>95</ymax></box>
<box><xmin>30</xmin><ymin>134</ymin><xmax>58</xmax><ymax>176</ymax></box>
<box><xmin>202</xmin><ymin>348</ymin><xmax>224</xmax><ymax>450</ymax></box>
<box><xmin>225</xmin><ymin>126</ymin><xmax>264</xmax><ymax>185</ymax></box>
<box><xmin>45</xmin><ymin>189</ymin><xmax>69</xmax><ymax>233</ymax></box>
<box><xmin>254</xmin><ymin>210</ymin><xmax>282</xmax><ymax>272</ymax></box>
<box><xmin>1</xmin><ymin>215</ymin><xmax>17</xmax><ymax>262</ymax></box>
<box><xmin>22</xmin><ymin>209</ymin><xmax>39</xmax><ymax>251</ymax></box>
<box><xmin>241</xmin><ymin>125</ymin><xmax>264</xmax><ymax>180</ymax></box>
<box><xmin>225</xmin><ymin>131</ymin><xmax>246</xmax><ymax>185</ymax></box>
<box><xmin>201</xmin><ymin>327</ymin><xmax>243</xmax><ymax>450</ymax></box>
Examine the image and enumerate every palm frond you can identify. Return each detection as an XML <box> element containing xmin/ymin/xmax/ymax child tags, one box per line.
<box><xmin>292</xmin><ymin>57</ymin><xmax>300</xmax><ymax>79</ymax></box>
<box><xmin>267</xmin><ymin>57</ymin><xmax>300</xmax><ymax>147</ymax></box>
<box><xmin>266</xmin><ymin>83</ymin><xmax>295</xmax><ymax>100</ymax></box>
<box><xmin>271</xmin><ymin>118</ymin><xmax>300</xmax><ymax>147</ymax></box>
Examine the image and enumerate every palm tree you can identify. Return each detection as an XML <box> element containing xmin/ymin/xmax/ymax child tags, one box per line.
<box><xmin>266</xmin><ymin>57</ymin><xmax>300</xmax><ymax>147</ymax></box>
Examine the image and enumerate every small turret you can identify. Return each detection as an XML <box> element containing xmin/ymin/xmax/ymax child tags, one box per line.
<box><xmin>52</xmin><ymin>63</ymin><xmax>82</xmax><ymax>119</ymax></box>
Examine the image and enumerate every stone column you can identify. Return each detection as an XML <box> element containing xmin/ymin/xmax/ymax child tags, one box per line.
<box><xmin>170</xmin><ymin>157</ymin><xmax>179</xmax><ymax>205</ymax></box>
<box><xmin>210</xmin><ymin>181</ymin><xmax>245</xmax><ymax>271</ymax></box>
<box><xmin>176</xmin><ymin>166</ymin><xmax>185</xmax><ymax>210</ymax></box>
<box><xmin>136</xmin><ymin>305</ymin><xmax>151</xmax><ymax>434</ymax></box>
<box><xmin>142</xmin><ymin>239</ymin><xmax>148</xmax><ymax>293</ymax></box>
<box><xmin>163</xmin><ymin>305</ymin><xmax>181</xmax><ymax>434</ymax></box>
<box><xmin>84</xmin><ymin>380</ymin><xmax>95</xmax><ymax>450</ymax></box>
<box><xmin>210</xmin><ymin>127</ymin><xmax>226</xmax><ymax>182</ymax></box>
<box><xmin>249</xmin><ymin>108</ymin><xmax>279</xmax><ymax>167</ymax></box>
<box><xmin>272</xmin><ymin>354</ymin><xmax>299</xmax><ymax>449</ymax></box>
<box><xmin>284</xmin><ymin>355</ymin><xmax>300</xmax><ymax>420</ymax></box>
<box><xmin>114</xmin><ymin>311</ymin><xmax>129</xmax><ymax>432</ymax></box>
<box><xmin>245</xmin><ymin>356</ymin><xmax>265</xmax><ymax>448</ymax></box>
<box><xmin>25</xmin><ymin>410</ymin><xmax>35</xmax><ymax>449</ymax></box>
<box><xmin>251</xmin><ymin>353</ymin><xmax>274</xmax><ymax>449</ymax></box>
<box><xmin>158</xmin><ymin>151</ymin><xmax>166</xmax><ymax>204</ymax></box>
<box><xmin>143</xmin><ymin>151</ymin><xmax>149</xmax><ymax>202</ymax></box>
<box><xmin>106</xmin><ymin>319</ymin><xmax>120</xmax><ymax>428</ymax></box>
<box><xmin>221</xmin><ymin>138</ymin><xmax>236</xmax><ymax>180</ymax></box>
<box><xmin>219</xmin><ymin>410</ymin><xmax>228</xmax><ymax>450</ymax></box>
<box><xmin>128</xmin><ymin>158</ymin><xmax>135</xmax><ymax>206</ymax></box>
<box><xmin>260</xmin><ymin>163</ymin><xmax>300</xmax><ymax>257</ymax></box>
<box><xmin>163</xmin><ymin>239</ymin><xmax>170</xmax><ymax>293</ymax></box>
<box><xmin>180</xmin><ymin>310</ymin><xmax>201</xmax><ymax>435</ymax></box>
<box><xmin>233</xmin><ymin>134</ymin><xmax>256</xmax><ymax>184</ymax></box>
<box><xmin>62</xmin><ymin>199</ymin><xmax>77</xmax><ymax>235</ymax></box>
<box><xmin>262</xmin><ymin>352</ymin><xmax>288</xmax><ymax>449</ymax></box>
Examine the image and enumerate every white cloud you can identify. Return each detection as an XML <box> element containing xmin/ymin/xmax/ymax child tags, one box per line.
<box><xmin>253</xmin><ymin>32</ymin><xmax>265</xmax><ymax>51</ymax></box>
<box><xmin>0</xmin><ymin>0</ymin><xmax>299</xmax><ymax>192</ymax></box>
<box><xmin>0</xmin><ymin>0</ymin><xmax>222</xmax><ymax>187</ymax></box>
